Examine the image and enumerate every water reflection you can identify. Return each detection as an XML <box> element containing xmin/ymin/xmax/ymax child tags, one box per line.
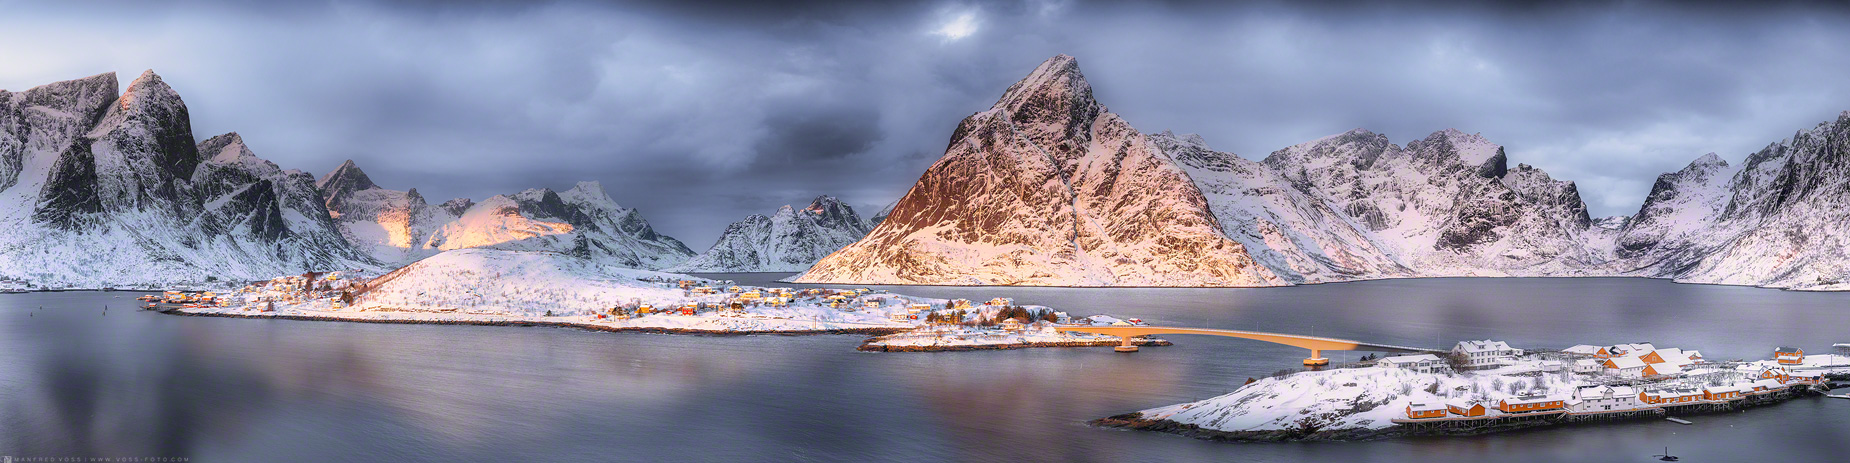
<box><xmin>3</xmin><ymin>278</ymin><xmax>1849</xmax><ymax>462</ymax></box>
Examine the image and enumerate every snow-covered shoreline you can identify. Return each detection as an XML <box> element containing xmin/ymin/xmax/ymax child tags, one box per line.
<box><xmin>1095</xmin><ymin>345</ymin><xmax>1850</xmax><ymax>442</ymax></box>
<box><xmin>158</xmin><ymin>248</ymin><xmax>1172</xmax><ymax>343</ymax></box>
<box><xmin>164</xmin><ymin>307</ymin><xmax>911</xmax><ymax>336</ymax></box>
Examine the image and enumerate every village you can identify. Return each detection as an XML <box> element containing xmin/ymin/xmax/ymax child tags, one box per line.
<box><xmin>1386</xmin><ymin>340</ymin><xmax>1842</xmax><ymax>429</ymax></box>
<box><xmin>1103</xmin><ymin>339</ymin><xmax>1849</xmax><ymax>441</ymax></box>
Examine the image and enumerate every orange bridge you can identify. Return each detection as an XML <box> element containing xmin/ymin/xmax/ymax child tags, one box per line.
<box><xmin>1053</xmin><ymin>325</ymin><xmax>1439</xmax><ymax>365</ymax></box>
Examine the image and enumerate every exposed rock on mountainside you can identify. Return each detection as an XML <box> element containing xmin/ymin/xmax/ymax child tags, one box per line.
<box><xmin>800</xmin><ymin>54</ymin><xmax>1849</xmax><ymax>290</ymax></box>
<box><xmin>318</xmin><ymin>161</ymin><xmax>694</xmax><ymax>270</ymax></box>
<box><xmin>0</xmin><ymin>71</ymin><xmax>374</xmax><ymax>288</ymax></box>
<box><xmin>1616</xmin><ymin>113</ymin><xmax>1850</xmax><ymax>290</ymax></box>
<box><xmin>1254</xmin><ymin>128</ymin><xmax>1606</xmax><ymax>277</ymax></box>
<box><xmin>0</xmin><ymin>70</ymin><xmax>695</xmax><ymax>289</ymax></box>
<box><xmin>796</xmin><ymin>55</ymin><xmax>1281</xmax><ymax>287</ymax></box>
<box><xmin>669</xmin><ymin>195</ymin><xmax>874</xmax><ymax>272</ymax></box>
<box><xmin>317</xmin><ymin>160</ymin><xmax>456</xmax><ymax>265</ymax></box>
<box><xmin>1158</xmin><ymin>131</ymin><xmax>1408</xmax><ymax>284</ymax></box>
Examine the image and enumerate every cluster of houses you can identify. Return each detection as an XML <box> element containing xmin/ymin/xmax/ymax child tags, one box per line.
<box><xmin>1561</xmin><ymin>342</ymin><xmax>1705</xmax><ymax>378</ymax></box>
<box><xmin>172</xmin><ymin>271</ymin><xmax>362</xmax><ymax>312</ymax></box>
<box><xmin>1395</xmin><ymin>342</ymin><xmax>1833</xmax><ymax>422</ymax></box>
<box><xmin>1370</xmin><ymin>339</ymin><xmax>1527</xmax><ymax>375</ymax></box>
<box><xmin>1374</xmin><ymin>340</ymin><xmax>1715</xmax><ymax>379</ymax></box>
<box><xmin>593</xmin><ymin>281</ymin><xmax>913</xmax><ymax>320</ymax></box>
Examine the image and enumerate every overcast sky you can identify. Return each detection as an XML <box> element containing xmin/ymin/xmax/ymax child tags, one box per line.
<box><xmin>3</xmin><ymin>1</ymin><xmax>1847</xmax><ymax>247</ymax></box>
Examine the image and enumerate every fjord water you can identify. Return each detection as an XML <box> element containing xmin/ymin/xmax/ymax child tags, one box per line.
<box><xmin>3</xmin><ymin>278</ymin><xmax>1847</xmax><ymax>462</ymax></box>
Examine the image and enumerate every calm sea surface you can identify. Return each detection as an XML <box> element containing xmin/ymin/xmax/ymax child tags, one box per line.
<box><xmin>2</xmin><ymin>276</ymin><xmax>1847</xmax><ymax>462</ymax></box>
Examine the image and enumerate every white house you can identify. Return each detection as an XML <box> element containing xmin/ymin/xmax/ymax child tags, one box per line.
<box><xmin>1603</xmin><ymin>355</ymin><xmax>1647</xmax><ymax>378</ymax></box>
<box><xmin>1569</xmin><ymin>385</ymin><xmax>1641</xmax><ymax>413</ymax></box>
<box><xmin>1376</xmin><ymin>354</ymin><xmax>1446</xmax><ymax>373</ymax></box>
<box><xmin>1572</xmin><ymin>358</ymin><xmax>1604</xmax><ymax>374</ymax></box>
<box><xmin>1562</xmin><ymin>345</ymin><xmax>1604</xmax><ymax>356</ymax></box>
<box><xmin>1452</xmin><ymin>340</ymin><xmax>1523</xmax><ymax>369</ymax></box>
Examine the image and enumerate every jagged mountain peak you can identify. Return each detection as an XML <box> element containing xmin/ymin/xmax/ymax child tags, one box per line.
<box><xmin>988</xmin><ymin>54</ymin><xmax>1102</xmax><ymax>164</ymax></box>
<box><xmin>1409</xmin><ymin>128</ymin><xmax>1504</xmax><ymax>167</ymax></box>
<box><xmin>317</xmin><ymin>159</ymin><xmax>377</xmax><ymax>193</ymax></box>
<box><xmin>566</xmin><ymin>180</ymin><xmax>607</xmax><ymax>199</ymax></box>
<box><xmin>560</xmin><ymin>181</ymin><xmax>625</xmax><ymax>211</ymax></box>
<box><xmin>115</xmin><ymin>70</ymin><xmax>181</xmax><ymax>112</ymax></box>
<box><xmin>1154</xmin><ymin>130</ymin><xmax>1211</xmax><ymax>150</ymax></box>
<box><xmin>195</xmin><ymin>132</ymin><xmax>282</xmax><ymax>177</ymax></box>
<box><xmin>440</xmin><ymin>198</ymin><xmax>474</xmax><ymax>216</ymax></box>
<box><xmin>670</xmin><ymin>194</ymin><xmax>875</xmax><ymax>273</ymax></box>
<box><xmin>198</xmin><ymin>132</ymin><xmax>245</xmax><ymax>158</ymax></box>
<box><xmin>18</xmin><ymin>72</ymin><xmax>119</xmax><ymax>121</ymax></box>
<box><xmin>1693</xmin><ymin>152</ymin><xmax>1725</xmax><ymax>165</ymax></box>
<box><xmin>995</xmin><ymin>54</ymin><xmax>1088</xmax><ymax>110</ymax></box>
<box><xmin>803</xmin><ymin>194</ymin><xmax>846</xmax><ymax>215</ymax></box>
<box><xmin>1262</xmin><ymin>127</ymin><xmax>1396</xmax><ymax>171</ymax></box>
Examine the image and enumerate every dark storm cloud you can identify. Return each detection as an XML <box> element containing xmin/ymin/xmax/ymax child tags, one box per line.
<box><xmin>3</xmin><ymin>0</ymin><xmax>1848</xmax><ymax>247</ymax></box>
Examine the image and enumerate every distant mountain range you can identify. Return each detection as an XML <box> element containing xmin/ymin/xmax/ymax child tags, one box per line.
<box><xmin>796</xmin><ymin>55</ymin><xmax>1850</xmax><ymax>290</ymax></box>
<box><xmin>316</xmin><ymin>159</ymin><xmax>694</xmax><ymax>270</ymax></box>
<box><xmin>668</xmin><ymin>195</ymin><xmax>874</xmax><ymax>273</ymax></box>
<box><xmin>4</xmin><ymin>61</ymin><xmax>1845</xmax><ymax>290</ymax></box>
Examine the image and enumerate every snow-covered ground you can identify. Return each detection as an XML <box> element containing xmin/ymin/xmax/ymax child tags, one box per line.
<box><xmin>860</xmin><ymin>316</ymin><xmax>1167</xmax><ymax>351</ymax></box>
<box><xmin>1135</xmin><ymin>366</ymin><xmax>1577</xmax><ymax>435</ymax></box>
<box><xmin>171</xmin><ymin>248</ymin><xmax>921</xmax><ymax>333</ymax></box>
<box><xmin>169</xmin><ymin>248</ymin><xmax>1150</xmax><ymax>338</ymax></box>
<box><xmin>1115</xmin><ymin>344</ymin><xmax>1846</xmax><ymax>440</ymax></box>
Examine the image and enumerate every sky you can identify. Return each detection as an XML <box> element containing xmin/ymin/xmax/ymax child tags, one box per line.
<box><xmin>3</xmin><ymin>0</ymin><xmax>1848</xmax><ymax>247</ymax></box>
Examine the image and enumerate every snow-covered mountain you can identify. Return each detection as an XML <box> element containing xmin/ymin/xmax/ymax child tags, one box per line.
<box><xmin>798</xmin><ymin>54</ymin><xmax>1850</xmax><ymax>290</ymax></box>
<box><xmin>0</xmin><ymin>71</ymin><xmax>375</xmax><ymax>288</ymax></box>
<box><xmin>1614</xmin><ymin>113</ymin><xmax>1850</xmax><ymax>290</ymax></box>
<box><xmin>1244</xmin><ymin>127</ymin><xmax>1608</xmax><ymax>279</ymax></box>
<box><xmin>317</xmin><ymin>160</ymin><xmax>457</xmax><ymax>265</ymax></box>
<box><xmin>318</xmin><ymin>160</ymin><xmax>695</xmax><ymax>270</ymax></box>
<box><xmin>0</xmin><ymin>71</ymin><xmax>694</xmax><ymax>289</ymax></box>
<box><xmin>796</xmin><ymin>55</ymin><xmax>1282</xmax><ymax>287</ymax></box>
<box><xmin>669</xmin><ymin>195</ymin><xmax>874</xmax><ymax>272</ymax></box>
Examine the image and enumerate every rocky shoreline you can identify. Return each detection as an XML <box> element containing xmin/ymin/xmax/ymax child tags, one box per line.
<box><xmin>162</xmin><ymin>309</ymin><xmax>911</xmax><ymax>337</ymax></box>
<box><xmin>857</xmin><ymin>338</ymin><xmax>1173</xmax><ymax>352</ymax></box>
<box><xmin>1091</xmin><ymin>385</ymin><xmax>1826</xmax><ymax>442</ymax></box>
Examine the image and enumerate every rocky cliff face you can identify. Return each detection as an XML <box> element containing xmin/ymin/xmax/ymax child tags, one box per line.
<box><xmin>796</xmin><ymin>55</ymin><xmax>1281</xmax><ymax>286</ymax></box>
<box><xmin>670</xmin><ymin>195</ymin><xmax>874</xmax><ymax>272</ymax></box>
<box><xmin>0</xmin><ymin>72</ymin><xmax>375</xmax><ymax>288</ymax></box>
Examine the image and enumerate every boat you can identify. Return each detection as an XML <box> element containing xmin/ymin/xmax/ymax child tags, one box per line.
<box><xmin>1826</xmin><ymin>394</ymin><xmax>1850</xmax><ymax>400</ymax></box>
<box><xmin>1653</xmin><ymin>447</ymin><xmax>1680</xmax><ymax>461</ymax></box>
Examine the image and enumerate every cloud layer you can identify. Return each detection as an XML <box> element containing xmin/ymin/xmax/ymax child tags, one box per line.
<box><xmin>3</xmin><ymin>0</ymin><xmax>1846</xmax><ymax>247</ymax></box>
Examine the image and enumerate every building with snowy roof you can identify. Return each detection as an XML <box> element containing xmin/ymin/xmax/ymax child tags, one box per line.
<box><xmin>1452</xmin><ymin>340</ymin><xmax>1522</xmax><ymax>369</ymax></box>
<box><xmin>1570</xmin><ymin>385</ymin><xmax>1640</xmax><ymax>413</ymax></box>
<box><xmin>1603</xmin><ymin>355</ymin><xmax>1647</xmax><ymax>378</ymax></box>
<box><xmin>1775</xmin><ymin>347</ymin><xmax>1804</xmax><ymax>365</ymax></box>
<box><xmin>1376</xmin><ymin>354</ymin><xmax>1446</xmax><ymax>373</ymax></box>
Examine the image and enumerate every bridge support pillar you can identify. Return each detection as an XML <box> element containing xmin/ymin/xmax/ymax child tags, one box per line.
<box><xmin>1303</xmin><ymin>349</ymin><xmax>1329</xmax><ymax>366</ymax></box>
<box><xmin>1114</xmin><ymin>336</ymin><xmax>1139</xmax><ymax>353</ymax></box>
